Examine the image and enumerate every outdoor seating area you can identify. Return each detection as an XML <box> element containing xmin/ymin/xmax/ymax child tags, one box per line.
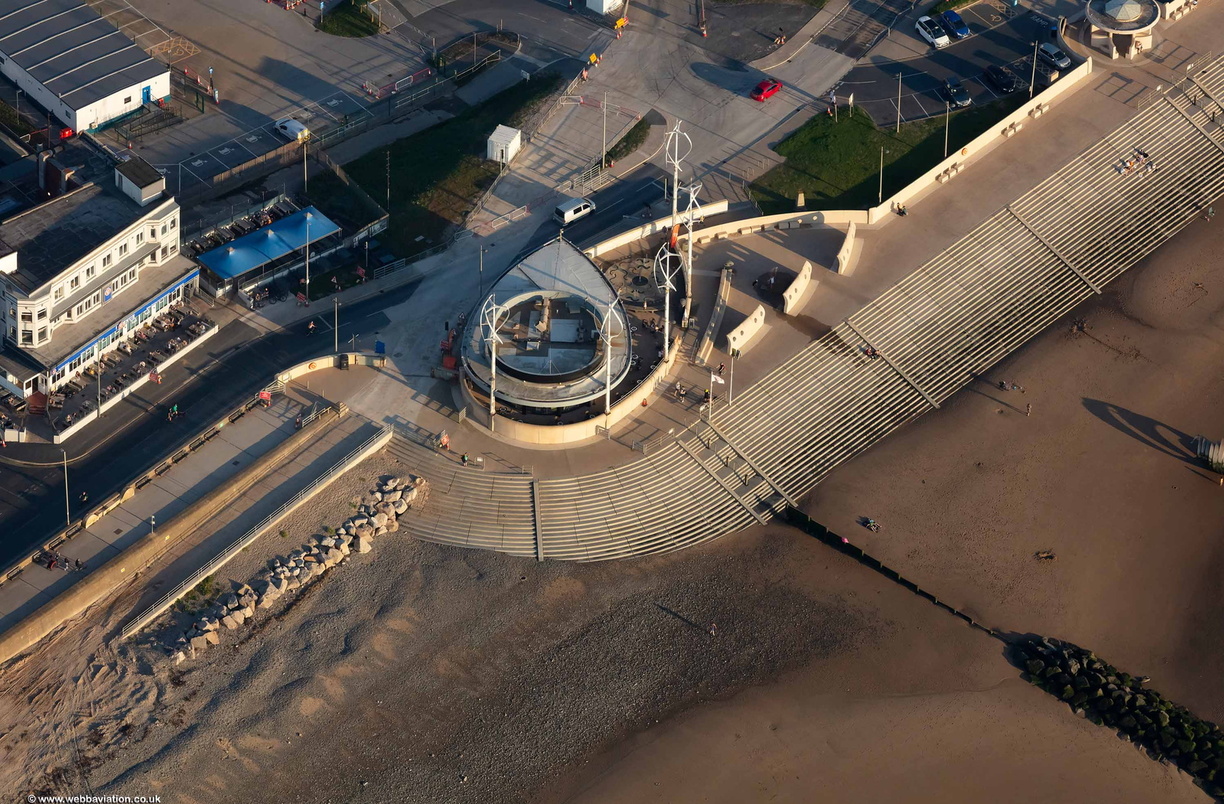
<box><xmin>49</xmin><ymin>302</ymin><xmax>216</xmax><ymax>434</ymax></box>
<box><xmin>183</xmin><ymin>199</ymin><xmax>300</xmax><ymax>258</ymax></box>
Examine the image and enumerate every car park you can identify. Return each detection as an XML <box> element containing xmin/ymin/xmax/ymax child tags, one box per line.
<box><xmin>1038</xmin><ymin>43</ymin><xmax>1072</xmax><ymax>71</ymax></box>
<box><xmin>274</xmin><ymin>118</ymin><xmax>310</xmax><ymax>142</ymax></box>
<box><xmin>939</xmin><ymin>10</ymin><xmax>971</xmax><ymax>40</ymax></box>
<box><xmin>751</xmin><ymin>79</ymin><xmax>783</xmax><ymax>102</ymax></box>
<box><xmin>942</xmin><ymin>78</ymin><xmax>972</xmax><ymax>109</ymax></box>
<box><xmin>916</xmin><ymin>16</ymin><xmax>951</xmax><ymax>49</ymax></box>
<box><xmin>984</xmin><ymin>64</ymin><xmax>1021</xmax><ymax>94</ymax></box>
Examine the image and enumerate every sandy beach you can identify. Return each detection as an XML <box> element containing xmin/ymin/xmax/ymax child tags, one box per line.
<box><xmin>4</xmin><ymin>99</ymin><xmax>1224</xmax><ymax>804</ymax></box>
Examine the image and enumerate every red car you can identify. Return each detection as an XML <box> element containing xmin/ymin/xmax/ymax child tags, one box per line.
<box><xmin>751</xmin><ymin>79</ymin><xmax>783</xmax><ymax>102</ymax></box>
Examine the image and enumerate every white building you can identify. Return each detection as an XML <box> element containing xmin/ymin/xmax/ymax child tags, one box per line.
<box><xmin>0</xmin><ymin>0</ymin><xmax>170</xmax><ymax>133</ymax></box>
<box><xmin>487</xmin><ymin>125</ymin><xmax>522</xmax><ymax>165</ymax></box>
<box><xmin>0</xmin><ymin>154</ymin><xmax>197</xmax><ymax>399</ymax></box>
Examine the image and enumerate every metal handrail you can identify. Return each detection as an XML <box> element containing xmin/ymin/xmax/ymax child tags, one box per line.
<box><xmin>119</xmin><ymin>424</ymin><xmax>392</xmax><ymax>640</ymax></box>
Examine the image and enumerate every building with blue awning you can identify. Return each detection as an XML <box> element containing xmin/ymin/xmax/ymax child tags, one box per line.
<box><xmin>196</xmin><ymin>207</ymin><xmax>342</xmax><ymax>292</ymax></box>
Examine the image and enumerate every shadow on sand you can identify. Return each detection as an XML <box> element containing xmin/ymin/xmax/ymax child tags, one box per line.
<box><xmin>1082</xmin><ymin>398</ymin><xmax>1199</xmax><ymax>464</ymax></box>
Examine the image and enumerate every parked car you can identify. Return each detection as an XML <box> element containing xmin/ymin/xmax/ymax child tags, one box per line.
<box><xmin>915</xmin><ymin>16</ymin><xmax>951</xmax><ymax>49</ymax></box>
<box><xmin>984</xmin><ymin>64</ymin><xmax>1021</xmax><ymax>94</ymax></box>
<box><xmin>274</xmin><ymin>118</ymin><xmax>311</xmax><ymax>142</ymax></box>
<box><xmin>939</xmin><ymin>10</ymin><xmax>971</xmax><ymax>40</ymax></box>
<box><xmin>1038</xmin><ymin>43</ymin><xmax>1072</xmax><ymax>71</ymax></box>
<box><xmin>751</xmin><ymin>79</ymin><xmax>783</xmax><ymax>102</ymax></box>
<box><xmin>942</xmin><ymin>77</ymin><xmax>972</xmax><ymax>109</ymax></box>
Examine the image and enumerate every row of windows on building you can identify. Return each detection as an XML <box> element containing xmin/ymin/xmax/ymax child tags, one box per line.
<box><xmin>47</xmin><ymin>217</ymin><xmax>176</xmax><ymax>306</ymax></box>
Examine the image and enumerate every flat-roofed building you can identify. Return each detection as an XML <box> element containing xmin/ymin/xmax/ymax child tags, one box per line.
<box><xmin>0</xmin><ymin>0</ymin><xmax>170</xmax><ymax>133</ymax></box>
<box><xmin>0</xmin><ymin>154</ymin><xmax>197</xmax><ymax>399</ymax></box>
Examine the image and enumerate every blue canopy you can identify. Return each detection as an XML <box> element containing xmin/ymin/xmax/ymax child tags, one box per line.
<box><xmin>196</xmin><ymin>207</ymin><xmax>341</xmax><ymax>280</ymax></box>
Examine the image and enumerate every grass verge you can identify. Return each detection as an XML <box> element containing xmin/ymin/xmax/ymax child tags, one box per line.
<box><xmin>605</xmin><ymin>117</ymin><xmax>653</xmax><ymax>165</ymax></box>
<box><xmin>318</xmin><ymin>0</ymin><xmax>379</xmax><ymax>38</ymax></box>
<box><xmin>750</xmin><ymin>95</ymin><xmax>1028</xmax><ymax>213</ymax></box>
<box><xmin>341</xmin><ymin>73</ymin><xmax>563</xmax><ymax>256</ymax></box>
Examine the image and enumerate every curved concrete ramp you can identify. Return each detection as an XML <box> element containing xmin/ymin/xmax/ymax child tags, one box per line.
<box><xmin>398</xmin><ymin>66</ymin><xmax>1224</xmax><ymax>561</ymax></box>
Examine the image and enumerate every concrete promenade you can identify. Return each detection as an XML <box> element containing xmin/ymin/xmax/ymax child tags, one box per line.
<box><xmin>0</xmin><ymin>389</ymin><xmax>376</xmax><ymax>636</ymax></box>
<box><xmin>2</xmin><ymin>1</ymin><xmax>1221</xmax><ymax>643</ymax></box>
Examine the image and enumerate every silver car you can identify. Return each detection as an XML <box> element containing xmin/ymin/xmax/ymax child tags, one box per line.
<box><xmin>1038</xmin><ymin>43</ymin><xmax>1072</xmax><ymax>71</ymax></box>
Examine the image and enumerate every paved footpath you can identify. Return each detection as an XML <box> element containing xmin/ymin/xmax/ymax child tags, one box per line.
<box><xmin>0</xmin><ymin>390</ymin><xmax>376</xmax><ymax>634</ymax></box>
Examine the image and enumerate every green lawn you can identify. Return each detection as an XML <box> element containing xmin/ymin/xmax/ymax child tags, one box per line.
<box><xmin>318</xmin><ymin>0</ymin><xmax>379</xmax><ymax>38</ymax></box>
<box><xmin>340</xmin><ymin>73</ymin><xmax>564</xmax><ymax>256</ymax></box>
<box><xmin>750</xmin><ymin>95</ymin><xmax>1028</xmax><ymax>213</ymax></box>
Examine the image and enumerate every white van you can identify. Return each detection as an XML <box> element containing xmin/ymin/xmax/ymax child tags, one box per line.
<box><xmin>553</xmin><ymin>197</ymin><xmax>596</xmax><ymax>225</ymax></box>
<box><xmin>274</xmin><ymin>118</ymin><xmax>311</xmax><ymax>143</ymax></box>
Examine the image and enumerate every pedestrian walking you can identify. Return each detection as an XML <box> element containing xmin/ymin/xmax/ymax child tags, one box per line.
<box><xmin>716</xmin><ymin>362</ymin><xmax>725</xmax><ymax>376</ymax></box>
<box><xmin>998</xmin><ymin>381</ymin><xmax>1009</xmax><ymax>391</ymax></box>
<box><xmin>461</xmin><ymin>452</ymin><xmax>469</xmax><ymax>467</ymax></box>
<box><xmin>752</xmin><ymin>279</ymin><xmax>759</xmax><ymax>289</ymax></box>
<box><xmin>445</xmin><ymin>320</ymin><xmax>450</xmax><ymax>331</ymax></box>
<box><xmin>1025</xmin><ymin>403</ymin><xmax>1032</xmax><ymax>417</ymax></box>
<box><xmin>79</xmin><ymin>492</ymin><xmax>88</xmax><ymax>504</ymax></box>
<box><xmin>703</xmin><ymin>389</ymin><xmax>711</xmax><ymax>403</ymax></box>
<box><xmin>709</xmin><ymin>623</ymin><xmax>718</xmax><ymax>636</ymax></box>
<box><xmin>1010</xmin><ymin>382</ymin><xmax>1025</xmax><ymax>393</ymax></box>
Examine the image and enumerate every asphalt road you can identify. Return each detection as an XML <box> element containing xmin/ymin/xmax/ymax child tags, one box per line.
<box><xmin>0</xmin><ymin>281</ymin><xmax>420</xmax><ymax>566</ymax></box>
<box><xmin>403</xmin><ymin>0</ymin><xmax>603</xmax><ymax>65</ymax></box>
<box><xmin>510</xmin><ymin>163</ymin><xmax>670</xmax><ymax>264</ymax></box>
<box><xmin>838</xmin><ymin>12</ymin><xmax>1058</xmax><ymax>127</ymax></box>
<box><xmin>0</xmin><ymin>162</ymin><xmax>674</xmax><ymax>565</ymax></box>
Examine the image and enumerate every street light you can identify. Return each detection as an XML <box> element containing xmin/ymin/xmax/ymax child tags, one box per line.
<box><xmin>878</xmin><ymin>147</ymin><xmax>889</xmax><ymax>205</ymax></box>
<box><xmin>61</xmin><ymin>449</ymin><xmax>70</xmax><ymax>528</ymax></box>
<box><xmin>1030</xmin><ymin>40</ymin><xmax>1039</xmax><ymax>100</ymax></box>
<box><xmin>944</xmin><ymin>101</ymin><xmax>950</xmax><ymax>159</ymax></box>
<box><xmin>333</xmin><ymin>297</ymin><xmax>340</xmax><ymax>355</ymax></box>
<box><xmin>479</xmin><ymin>245</ymin><xmax>490</xmax><ymax>298</ymax></box>
<box><xmin>303</xmin><ymin>213</ymin><xmax>311</xmax><ymax>307</ymax></box>
<box><xmin>896</xmin><ymin>72</ymin><xmax>903</xmax><ymax>133</ymax></box>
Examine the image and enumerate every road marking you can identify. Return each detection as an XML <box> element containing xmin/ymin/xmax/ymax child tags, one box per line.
<box><xmin>975</xmin><ymin>77</ymin><xmax>999</xmax><ymax>99</ymax></box>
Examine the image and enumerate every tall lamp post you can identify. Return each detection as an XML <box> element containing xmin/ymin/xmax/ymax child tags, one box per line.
<box><xmin>479</xmin><ymin>245</ymin><xmax>490</xmax><ymax>298</ymax></box>
<box><xmin>896</xmin><ymin>72</ymin><xmax>903</xmax><ymax>133</ymax></box>
<box><xmin>654</xmin><ymin>244</ymin><xmax>679</xmax><ymax>364</ymax></box>
<box><xmin>944</xmin><ymin>101</ymin><xmax>951</xmax><ymax>159</ymax></box>
<box><xmin>878</xmin><ymin>147</ymin><xmax>888</xmax><ymax>205</ymax></box>
<box><xmin>61</xmin><ymin>449</ymin><xmax>70</xmax><ymax>528</ymax></box>
<box><xmin>303</xmin><ymin>213</ymin><xmax>311</xmax><ymax>307</ymax></box>
<box><xmin>1030</xmin><ymin>40</ymin><xmax>1039</xmax><ymax>99</ymax></box>
<box><xmin>600</xmin><ymin>299</ymin><xmax>622</xmax><ymax>432</ymax></box>
<box><xmin>333</xmin><ymin>297</ymin><xmax>340</xmax><ymax>354</ymax></box>
<box><xmin>480</xmin><ymin>297</ymin><xmax>502</xmax><ymax>433</ymax></box>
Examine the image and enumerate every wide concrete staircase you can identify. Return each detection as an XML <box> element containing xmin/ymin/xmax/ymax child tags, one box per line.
<box><xmin>386</xmin><ymin>435</ymin><xmax>537</xmax><ymax>558</ymax></box>
<box><xmin>396</xmin><ymin>61</ymin><xmax>1224</xmax><ymax>562</ymax></box>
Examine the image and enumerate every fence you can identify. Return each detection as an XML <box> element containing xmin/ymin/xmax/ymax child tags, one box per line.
<box><xmin>0</xmin><ymin>383</ymin><xmax>281</xmax><ymax>589</ymax></box>
<box><xmin>181</xmin><ymin>193</ymin><xmax>289</xmax><ymax>242</ymax></box>
<box><xmin>315</xmin><ymin>149</ymin><xmax>387</xmax><ymax>224</ymax></box>
<box><xmin>179</xmin><ymin>142</ymin><xmax>302</xmax><ymax>204</ymax></box>
<box><xmin>119</xmin><ymin>423</ymin><xmax>392</xmax><ymax>640</ymax></box>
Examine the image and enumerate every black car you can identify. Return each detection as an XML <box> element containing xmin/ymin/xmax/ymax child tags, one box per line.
<box><xmin>984</xmin><ymin>64</ymin><xmax>1021</xmax><ymax>94</ymax></box>
<box><xmin>942</xmin><ymin>77</ymin><xmax>972</xmax><ymax>109</ymax></box>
